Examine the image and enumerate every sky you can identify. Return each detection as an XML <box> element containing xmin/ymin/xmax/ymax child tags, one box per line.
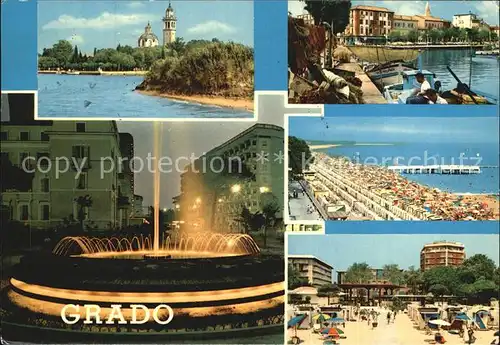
<box><xmin>117</xmin><ymin>94</ymin><xmax>316</xmax><ymax>208</ymax></box>
<box><xmin>288</xmin><ymin>116</ymin><xmax>500</xmax><ymax>144</ymax></box>
<box><xmin>38</xmin><ymin>1</ymin><xmax>254</xmax><ymax>54</ymax></box>
<box><xmin>288</xmin><ymin>234</ymin><xmax>500</xmax><ymax>281</ymax></box>
<box><xmin>288</xmin><ymin>0</ymin><xmax>500</xmax><ymax>26</ymax></box>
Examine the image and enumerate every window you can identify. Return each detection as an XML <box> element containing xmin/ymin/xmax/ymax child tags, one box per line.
<box><xmin>37</xmin><ymin>152</ymin><xmax>50</xmax><ymax>167</ymax></box>
<box><xmin>41</xmin><ymin>132</ymin><xmax>49</xmax><ymax>141</ymax></box>
<box><xmin>41</xmin><ymin>204</ymin><xmax>50</xmax><ymax>220</ymax></box>
<box><xmin>19</xmin><ymin>152</ymin><xmax>29</xmax><ymax>166</ymax></box>
<box><xmin>76</xmin><ymin>173</ymin><xmax>87</xmax><ymax>190</ymax></box>
<box><xmin>0</xmin><ymin>132</ymin><xmax>7</xmax><ymax>140</ymax></box>
<box><xmin>20</xmin><ymin>132</ymin><xmax>29</xmax><ymax>141</ymax></box>
<box><xmin>76</xmin><ymin>123</ymin><xmax>86</xmax><ymax>132</ymax></box>
<box><xmin>20</xmin><ymin>204</ymin><xmax>29</xmax><ymax>221</ymax></box>
<box><xmin>41</xmin><ymin>178</ymin><xmax>50</xmax><ymax>192</ymax></box>
<box><xmin>72</xmin><ymin>145</ymin><xmax>90</xmax><ymax>159</ymax></box>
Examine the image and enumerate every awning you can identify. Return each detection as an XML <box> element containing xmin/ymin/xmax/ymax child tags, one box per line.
<box><xmin>288</xmin><ymin>314</ymin><xmax>307</xmax><ymax>328</ymax></box>
<box><xmin>455</xmin><ymin>313</ymin><xmax>470</xmax><ymax>321</ymax></box>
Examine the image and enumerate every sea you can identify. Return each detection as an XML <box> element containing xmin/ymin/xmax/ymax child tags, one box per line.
<box><xmin>327</xmin><ymin>142</ymin><xmax>499</xmax><ymax>194</ymax></box>
<box><xmin>420</xmin><ymin>49</ymin><xmax>499</xmax><ymax>100</ymax></box>
<box><xmin>37</xmin><ymin>74</ymin><xmax>252</xmax><ymax>119</ymax></box>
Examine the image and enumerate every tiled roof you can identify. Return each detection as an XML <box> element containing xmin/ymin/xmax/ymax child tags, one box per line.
<box><xmin>351</xmin><ymin>5</ymin><xmax>393</xmax><ymax>12</ymax></box>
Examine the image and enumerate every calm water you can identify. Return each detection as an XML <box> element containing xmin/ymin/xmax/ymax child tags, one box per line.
<box><xmin>38</xmin><ymin>74</ymin><xmax>252</xmax><ymax>119</ymax></box>
<box><xmin>328</xmin><ymin>142</ymin><xmax>499</xmax><ymax>194</ymax></box>
<box><xmin>421</xmin><ymin>49</ymin><xmax>499</xmax><ymax>99</ymax></box>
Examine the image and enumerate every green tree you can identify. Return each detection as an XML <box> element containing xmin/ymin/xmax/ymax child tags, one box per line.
<box><xmin>260</xmin><ymin>192</ymin><xmax>281</xmax><ymax>248</ymax></box>
<box><xmin>288</xmin><ymin>264</ymin><xmax>309</xmax><ymax>290</ymax></box>
<box><xmin>317</xmin><ymin>283</ymin><xmax>340</xmax><ymax>304</ymax></box>
<box><xmin>404</xmin><ymin>266</ymin><xmax>423</xmax><ymax>294</ymax></box>
<box><xmin>52</xmin><ymin>40</ymin><xmax>74</xmax><ymax>67</ymax></box>
<box><xmin>391</xmin><ymin>296</ymin><xmax>405</xmax><ymax>312</ymax></box>
<box><xmin>38</xmin><ymin>56</ymin><xmax>59</xmax><ymax>70</ymax></box>
<box><xmin>288</xmin><ymin>136</ymin><xmax>312</xmax><ymax>176</ymax></box>
<box><xmin>462</xmin><ymin>254</ymin><xmax>496</xmax><ymax>280</ymax></box>
<box><xmin>302</xmin><ymin>0</ymin><xmax>351</xmax><ymax>34</ymax></box>
<box><xmin>71</xmin><ymin>45</ymin><xmax>79</xmax><ymax>63</ymax></box>
<box><xmin>407</xmin><ymin>30</ymin><xmax>419</xmax><ymax>43</ymax></box>
<box><xmin>388</xmin><ymin>30</ymin><xmax>402</xmax><ymax>42</ymax></box>
<box><xmin>382</xmin><ymin>264</ymin><xmax>404</xmax><ymax>285</ymax></box>
<box><xmin>422</xmin><ymin>266</ymin><xmax>460</xmax><ymax>295</ymax></box>
<box><xmin>344</xmin><ymin>262</ymin><xmax>372</xmax><ymax>283</ymax></box>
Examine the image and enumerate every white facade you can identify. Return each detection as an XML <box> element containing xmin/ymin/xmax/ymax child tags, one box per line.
<box><xmin>452</xmin><ymin>13</ymin><xmax>483</xmax><ymax>29</ymax></box>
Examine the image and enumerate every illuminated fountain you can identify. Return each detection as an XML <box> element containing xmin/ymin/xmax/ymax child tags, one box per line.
<box><xmin>2</xmin><ymin>124</ymin><xmax>284</xmax><ymax>342</ymax></box>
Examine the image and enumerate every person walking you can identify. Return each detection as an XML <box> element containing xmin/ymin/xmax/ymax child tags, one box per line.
<box><xmin>387</xmin><ymin>311</ymin><xmax>391</xmax><ymax>325</ymax></box>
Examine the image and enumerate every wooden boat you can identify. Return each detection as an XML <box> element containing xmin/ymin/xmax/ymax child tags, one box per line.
<box><xmin>65</xmin><ymin>71</ymin><xmax>80</xmax><ymax>75</ymax></box>
<box><xmin>383</xmin><ymin>69</ymin><xmax>496</xmax><ymax>105</ymax></box>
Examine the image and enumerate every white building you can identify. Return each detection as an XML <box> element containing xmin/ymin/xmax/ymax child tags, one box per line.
<box><xmin>453</xmin><ymin>12</ymin><xmax>486</xmax><ymax>29</ymax></box>
<box><xmin>1</xmin><ymin>94</ymin><xmax>139</xmax><ymax>231</ymax></box>
<box><xmin>138</xmin><ymin>22</ymin><xmax>159</xmax><ymax>48</ymax></box>
<box><xmin>175</xmin><ymin>123</ymin><xmax>285</xmax><ymax>233</ymax></box>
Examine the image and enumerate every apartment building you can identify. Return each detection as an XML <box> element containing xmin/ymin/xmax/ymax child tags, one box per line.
<box><xmin>174</xmin><ymin>123</ymin><xmax>284</xmax><ymax>232</ymax></box>
<box><xmin>392</xmin><ymin>15</ymin><xmax>419</xmax><ymax>34</ymax></box>
<box><xmin>289</xmin><ymin>255</ymin><xmax>333</xmax><ymax>288</ymax></box>
<box><xmin>1</xmin><ymin>93</ymin><xmax>137</xmax><ymax>230</ymax></box>
<box><xmin>346</xmin><ymin>5</ymin><xmax>394</xmax><ymax>37</ymax></box>
<box><xmin>420</xmin><ymin>241</ymin><xmax>466</xmax><ymax>271</ymax></box>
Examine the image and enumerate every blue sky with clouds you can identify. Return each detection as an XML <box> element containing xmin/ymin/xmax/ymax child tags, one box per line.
<box><xmin>289</xmin><ymin>234</ymin><xmax>500</xmax><ymax>280</ymax></box>
<box><xmin>38</xmin><ymin>1</ymin><xmax>253</xmax><ymax>54</ymax></box>
<box><xmin>289</xmin><ymin>116</ymin><xmax>500</xmax><ymax>144</ymax></box>
<box><xmin>288</xmin><ymin>1</ymin><xmax>500</xmax><ymax>26</ymax></box>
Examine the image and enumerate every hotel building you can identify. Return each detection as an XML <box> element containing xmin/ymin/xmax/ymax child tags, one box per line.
<box><xmin>346</xmin><ymin>5</ymin><xmax>394</xmax><ymax>37</ymax></box>
<box><xmin>1</xmin><ymin>93</ymin><xmax>137</xmax><ymax>230</ymax></box>
<box><xmin>420</xmin><ymin>241</ymin><xmax>466</xmax><ymax>271</ymax></box>
<box><xmin>174</xmin><ymin>123</ymin><xmax>284</xmax><ymax>233</ymax></box>
<box><xmin>453</xmin><ymin>12</ymin><xmax>486</xmax><ymax>29</ymax></box>
<box><xmin>289</xmin><ymin>255</ymin><xmax>333</xmax><ymax>288</ymax></box>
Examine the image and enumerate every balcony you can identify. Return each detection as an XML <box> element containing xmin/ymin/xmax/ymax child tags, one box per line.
<box><xmin>117</xmin><ymin>195</ymin><xmax>130</xmax><ymax>208</ymax></box>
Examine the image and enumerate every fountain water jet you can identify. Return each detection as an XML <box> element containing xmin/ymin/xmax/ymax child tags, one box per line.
<box><xmin>152</xmin><ymin>121</ymin><xmax>163</xmax><ymax>253</ymax></box>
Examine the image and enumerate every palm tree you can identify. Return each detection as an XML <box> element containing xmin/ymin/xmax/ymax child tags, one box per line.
<box><xmin>74</xmin><ymin>195</ymin><xmax>93</xmax><ymax>232</ymax></box>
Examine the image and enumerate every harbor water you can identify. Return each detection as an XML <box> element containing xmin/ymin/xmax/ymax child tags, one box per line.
<box><xmin>328</xmin><ymin>142</ymin><xmax>499</xmax><ymax>194</ymax></box>
<box><xmin>38</xmin><ymin>74</ymin><xmax>252</xmax><ymax>119</ymax></box>
<box><xmin>420</xmin><ymin>49</ymin><xmax>499</xmax><ymax>99</ymax></box>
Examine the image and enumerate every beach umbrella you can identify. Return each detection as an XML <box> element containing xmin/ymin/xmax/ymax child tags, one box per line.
<box><xmin>494</xmin><ymin>330</ymin><xmax>499</xmax><ymax>336</ymax></box>
<box><xmin>429</xmin><ymin>319</ymin><xmax>451</xmax><ymax>327</ymax></box>
<box><xmin>313</xmin><ymin>314</ymin><xmax>331</xmax><ymax>322</ymax></box>
<box><xmin>321</xmin><ymin>328</ymin><xmax>341</xmax><ymax>338</ymax></box>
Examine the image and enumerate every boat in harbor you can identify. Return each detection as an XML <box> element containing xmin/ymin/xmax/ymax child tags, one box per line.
<box><xmin>473</xmin><ymin>49</ymin><xmax>499</xmax><ymax>59</ymax></box>
<box><xmin>347</xmin><ymin>45</ymin><xmax>421</xmax><ymax>89</ymax></box>
<box><xmin>65</xmin><ymin>70</ymin><xmax>80</xmax><ymax>75</ymax></box>
<box><xmin>382</xmin><ymin>68</ymin><xmax>496</xmax><ymax>105</ymax></box>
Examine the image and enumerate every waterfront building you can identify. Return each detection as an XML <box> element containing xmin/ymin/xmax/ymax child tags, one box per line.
<box><xmin>133</xmin><ymin>195</ymin><xmax>144</xmax><ymax>217</ymax></box>
<box><xmin>296</xmin><ymin>13</ymin><xmax>314</xmax><ymax>26</ymax></box>
<box><xmin>163</xmin><ymin>1</ymin><xmax>177</xmax><ymax>45</ymax></box>
<box><xmin>491</xmin><ymin>26</ymin><xmax>500</xmax><ymax>37</ymax></box>
<box><xmin>137</xmin><ymin>22</ymin><xmax>159</xmax><ymax>48</ymax></box>
<box><xmin>453</xmin><ymin>12</ymin><xmax>486</xmax><ymax>29</ymax></box>
<box><xmin>412</xmin><ymin>2</ymin><xmax>451</xmax><ymax>30</ymax></box>
<box><xmin>1</xmin><ymin>94</ymin><xmax>137</xmax><ymax>230</ymax></box>
<box><xmin>174</xmin><ymin>123</ymin><xmax>284</xmax><ymax>233</ymax></box>
<box><xmin>289</xmin><ymin>255</ymin><xmax>333</xmax><ymax>288</ymax></box>
<box><xmin>346</xmin><ymin>5</ymin><xmax>394</xmax><ymax>37</ymax></box>
<box><xmin>392</xmin><ymin>15</ymin><xmax>419</xmax><ymax>34</ymax></box>
<box><xmin>420</xmin><ymin>241</ymin><xmax>466</xmax><ymax>271</ymax></box>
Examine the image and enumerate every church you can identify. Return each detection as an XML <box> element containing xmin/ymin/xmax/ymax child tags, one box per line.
<box><xmin>137</xmin><ymin>2</ymin><xmax>176</xmax><ymax>48</ymax></box>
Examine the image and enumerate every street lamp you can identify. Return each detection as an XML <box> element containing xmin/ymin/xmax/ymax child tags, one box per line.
<box><xmin>231</xmin><ymin>184</ymin><xmax>241</xmax><ymax>193</ymax></box>
<box><xmin>259</xmin><ymin>186</ymin><xmax>270</xmax><ymax>193</ymax></box>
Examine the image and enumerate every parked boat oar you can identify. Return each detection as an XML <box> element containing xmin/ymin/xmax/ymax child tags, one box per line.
<box><xmin>446</xmin><ymin>66</ymin><xmax>478</xmax><ymax>105</ymax></box>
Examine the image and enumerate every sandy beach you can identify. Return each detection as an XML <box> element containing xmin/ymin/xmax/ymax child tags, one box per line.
<box><xmin>137</xmin><ymin>90</ymin><xmax>254</xmax><ymax>111</ymax></box>
<box><xmin>289</xmin><ymin>311</ymin><xmax>498</xmax><ymax>345</ymax></box>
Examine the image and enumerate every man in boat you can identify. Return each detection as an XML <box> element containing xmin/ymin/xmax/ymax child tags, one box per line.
<box><xmin>424</xmin><ymin>89</ymin><xmax>448</xmax><ymax>104</ymax></box>
<box><xmin>410</xmin><ymin>72</ymin><xmax>431</xmax><ymax>97</ymax></box>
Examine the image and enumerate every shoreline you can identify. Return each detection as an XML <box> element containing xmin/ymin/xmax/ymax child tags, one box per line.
<box><xmin>136</xmin><ymin>90</ymin><xmax>254</xmax><ymax>112</ymax></box>
<box><xmin>38</xmin><ymin>70</ymin><xmax>148</xmax><ymax>76</ymax></box>
<box><xmin>309</xmin><ymin>143</ymin><xmax>395</xmax><ymax>150</ymax></box>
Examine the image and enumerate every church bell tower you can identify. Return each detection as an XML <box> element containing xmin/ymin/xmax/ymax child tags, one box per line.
<box><xmin>162</xmin><ymin>1</ymin><xmax>177</xmax><ymax>46</ymax></box>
